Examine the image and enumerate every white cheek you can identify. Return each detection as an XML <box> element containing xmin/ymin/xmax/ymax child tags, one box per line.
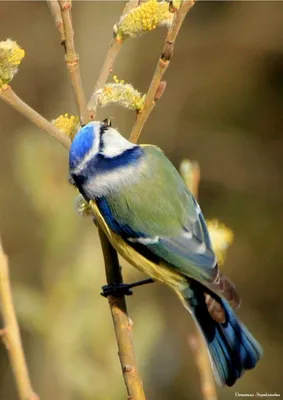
<box><xmin>83</xmin><ymin>162</ymin><xmax>144</xmax><ymax>198</ymax></box>
<box><xmin>102</xmin><ymin>129</ymin><xmax>136</xmax><ymax>158</ymax></box>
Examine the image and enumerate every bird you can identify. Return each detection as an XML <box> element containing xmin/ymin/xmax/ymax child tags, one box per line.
<box><xmin>69</xmin><ymin>120</ymin><xmax>262</xmax><ymax>387</ymax></box>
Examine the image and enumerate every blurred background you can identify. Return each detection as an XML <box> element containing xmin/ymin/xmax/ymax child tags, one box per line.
<box><xmin>0</xmin><ymin>1</ymin><xmax>283</xmax><ymax>399</ymax></box>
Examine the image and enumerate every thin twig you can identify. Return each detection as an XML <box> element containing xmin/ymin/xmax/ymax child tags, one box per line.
<box><xmin>58</xmin><ymin>0</ymin><xmax>89</xmax><ymax>125</ymax></box>
<box><xmin>0</xmin><ymin>85</ymin><xmax>71</xmax><ymax>149</ymax></box>
<box><xmin>88</xmin><ymin>0</ymin><xmax>140</xmax><ymax>119</ymax></box>
<box><xmin>185</xmin><ymin>163</ymin><xmax>218</xmax><ymax>400</ymax></box>
<box><xmin>188</xmin><ymin>336</ymin><xmax>217</xmax><ymax>400</ymax></box>
<box><xmin>129</xmin><ymin>0</ymin><xmax>195</xmax><ymax>143</ymax></box>
<box><xmin>88</xmin><ymin>38</ymin><xmax>123</xmax><ymax>119</ymax></box>
<box><xmin>99</xmin><ymin>230</ymin><xmax>146</xmax><ymax>400</ymax></box>
<box><xmin>46</xmin><ymin>0</ymin><xmax>65</xmax><ymax>45</ymax></box>
<box><xmin>0</xmin><ymin>236</ymin><xmax>39</xmax><ymax>400</ymax></box>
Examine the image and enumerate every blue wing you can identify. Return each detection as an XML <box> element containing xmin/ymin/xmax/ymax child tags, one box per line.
<box><xmin>96</xmin><ymin>195</ymin><xmax>217</xmax><ymax>283</ymax></box>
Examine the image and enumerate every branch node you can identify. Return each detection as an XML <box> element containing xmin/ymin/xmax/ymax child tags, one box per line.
<box><xmin>161</xmin><ymin>48</ymin><xmax>173</xmax><ymax>62</ymax></box>
<box><xmin>61</xmin><ymin>40</ymin><xmax>67</xmax><ymax>52</ymax></box>
<box><xmin>66</xmin><ymin>57</ymin><xmax>79</xmax><ymax>66</ymax></box>
<box><xmin>61</xmin><ymin>1</ymin><xmax>71</xmax><ymax>11</ymax></box>
<box><xmin>0</xmin><ymin>84</ymin><xmax>9</xmax><ymax>94</ymax></box>
<box><xmin>154</xmin><ymin>81</ymin><xmax>167</xmax><ymax>101</ymax></box>
<box><xmin>0</xmin><ymin>328</ymin><xmax>10</xmax><ymax>349</ymax></box>
<box><xmin>123</xmin><ymin>364</ymin><xmax>134</xmax><ymax>374</ymax></box>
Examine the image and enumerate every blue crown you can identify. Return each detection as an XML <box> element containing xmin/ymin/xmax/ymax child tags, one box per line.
<box><xmin>69</xmin><ymin>122</ymin><xmax>100</xmax><ymax>171</ymax></box>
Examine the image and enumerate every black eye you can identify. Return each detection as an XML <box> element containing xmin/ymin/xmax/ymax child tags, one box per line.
<box><xmin>102</xmin><ymin>117</ymin><xmax>112</xmax><ymax>128</ymax></box>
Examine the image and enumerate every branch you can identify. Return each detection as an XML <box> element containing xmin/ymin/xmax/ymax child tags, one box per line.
<box><xmin>99</xmin><ymin>230</ymin><xmax>146</xmax><ymax>400</ymax></box>
<box><xmin>58</xmin><ymin>0</ymin><xmax>89</xmax><ymax>125</ymax></box>
<box><xmin>46</xmin><ymin>0</ymin><xmax>65</xmax><ymax>45</ymax></box>
<box><xmin>0</xmin><ymin>85</ymin><xmax>71</xmax><ymax>149</ymax></box>
<box><xmin>0</xmin><ymin>236</ymin><xmax>39</xmax><ymax>400</ymax></box>
<box><xmin>188</xmin><ymin>336</ymin><xmax>217</xmax><ymax>400</ymax></box>
<box><xmin>129</xmin><ymin>0</ymin><xmax>195</xmax><ymax>143</ymax></box>
<box><xmin>88</xmin><ymin>39</ymin><xmax>122</xmax><ymax>119</ymax></box>
<box><xmin>88</xmin><ymin>0</ymin><xmax>139</xmax><ymax>119</ymax></box>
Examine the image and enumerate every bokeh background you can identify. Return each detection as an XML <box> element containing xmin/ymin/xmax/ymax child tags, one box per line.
<box><xmin>0</xmin><ymin>1</ymin><xmax>283</xmax><ymax>399</ymax></box>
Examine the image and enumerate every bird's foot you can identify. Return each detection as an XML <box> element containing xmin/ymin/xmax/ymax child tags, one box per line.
<box><xmin>101</xmin><ymin>283</ymin><xmax>133</xmax><ymax>297</ymax></box>
<box><xmin>101</xmin><ymin>278</ymin><xmax>155</xmax><ymax>298</ymax></box>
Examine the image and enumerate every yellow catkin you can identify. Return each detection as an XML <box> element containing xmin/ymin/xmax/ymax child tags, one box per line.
<box><xmin>115</xmin><ymin>0</ymin><xmax>173</xmax><ymax>39</ymax></box>
<box><xmin>97</xmin><ymin>77</ymin><xmax>145</xmax><ymax>111</ymax></box>
<box><xmin>206</xmin><ymin>220</ymin><xmax>234</xmax><ymax>266</ymax></box>
<box><xmin>52</xmin><ymin>113</ymin><xmax>80</xmax><ymax>140</ymax></box>
<box><xmin>0</xmin><ymin>39</ymin><xmax>25</xmax><ymax>88</ymax></box>
<box><xmin>75</xmin><ymin>194</ymin><xmax>94</xmax><ymax>217</ymax></box>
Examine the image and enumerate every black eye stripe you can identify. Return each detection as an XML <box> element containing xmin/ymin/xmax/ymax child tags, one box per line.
<box><xmin>98</xmin><ymin>124</ymin><xmax>107</xmax><ymax>152</ymax></box>
<box><xmin>99</xmin><ymin>124</ymin><xmax>108</xmax><ymax>136</ymax></box>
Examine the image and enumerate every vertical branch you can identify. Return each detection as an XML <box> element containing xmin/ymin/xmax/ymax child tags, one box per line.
<box><xmin>88</xmin><ymin>0</ymin><xmax>139</xmax><ymax>119</ymax></box>
<box><xmin>188</xmin><ymin>336</ymin><xmax>217</xmax><ymax>400</ymax></box>
<box><xmin>181</xmin><ymin>161</ymin><xmax>218</xmax><ymax>400</ymax></box>
<box><xmin>88</xmin><ymin>38</ymin><xmax>123</xmax><ymax>119</ymax></box>
<box><xmin>99</xmin><ymin>230</ymin><xmax>146</xmax><ymax>400</ymax></box>
<box><xmin>46</xmin><ymin>0</ymin><xmax>65</xmax><ymax>44</ymax></box>
<box><xmin>129</xmin><ymin>0</ymin><xmax>195</xmax><ymax>143</ymax></box>
<box><xmin>0</xmin><ymin>236</ymin><xmax>39</xmax><ymax>400</ymax></box>
<box><xmin>58</xmin><ymin>0</ymin><xmax>89</xmax><ymax>125</ymax></box>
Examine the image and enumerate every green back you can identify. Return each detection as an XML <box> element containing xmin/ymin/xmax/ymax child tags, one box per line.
<box><xmin>106</xmin><ymin>145</ymin><xmax>197</xmax><ymax>237</ymax></box>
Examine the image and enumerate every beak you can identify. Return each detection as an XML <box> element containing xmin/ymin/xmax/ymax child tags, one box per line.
<box><xmin>102</xmin><ymin>117</ymin><xmax>112</xmax><ymax>127</ymax></box>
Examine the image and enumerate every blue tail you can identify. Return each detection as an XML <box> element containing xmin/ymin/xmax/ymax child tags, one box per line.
<box><xmin>185</xmin><ymin>282</ymin><xmax>262</xmax><ymax>387</ymax></box>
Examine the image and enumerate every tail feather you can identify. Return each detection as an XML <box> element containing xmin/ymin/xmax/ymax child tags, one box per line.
<box><xmin>183</xmin><ymin>282</ymin><xmax>262</xmax><ymax>387</ymax></box>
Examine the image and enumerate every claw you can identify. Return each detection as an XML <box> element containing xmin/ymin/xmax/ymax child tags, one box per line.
<box><xmin>101</xmin><ymin>283</ymin><xmax>133</xmax><ymax>297</ymax></box>
<box><xmin>101</xmin><ymin>278</ymin><xmax>155</xmax><ymax>298</ymax></box>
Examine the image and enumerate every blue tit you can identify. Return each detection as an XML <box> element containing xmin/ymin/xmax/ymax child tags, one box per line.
<box><xmin>69</xmin><ymin>121</ymin><xmax>262</xmax><ymax>387</ymax></box>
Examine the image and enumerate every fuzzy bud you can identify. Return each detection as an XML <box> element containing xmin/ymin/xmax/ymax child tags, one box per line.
<box><xmin>114</xmin><ymin>0</ymin><xmax>174</xmax><ymax>40</ymax></box>
<box><xmin>206</xmin><ymin>220</ymin><xmax>234</xmax><ymax>266</ymax></box>
<box><xmin>75</xmin><ymin>194</ymin><xmax>95</xmax><ymax>218</ymax></box>
<box><xmin>96</xmin><ymin>76</ymin><xmax>146</xmax><ymax>111</ymax></box>
<box><xmin>179</xmin><ymin>159</ymin><xmax>200</xmax><ymax>198</ymax></box>
<box><xmin>0</xmin><ymin>39</ymin><xmax>25</xmax><ymax>88</ymax></box>
<box><xmin>52</xmin><ymin>113</ymin><xmax>80</xmax><ymax>140</ymax></box>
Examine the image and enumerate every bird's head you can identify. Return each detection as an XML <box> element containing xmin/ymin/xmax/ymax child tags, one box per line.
<box><xmin>69</xmin><ymin>121</ymin><xmax>137</xmax><ymax>175</ymax></box>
